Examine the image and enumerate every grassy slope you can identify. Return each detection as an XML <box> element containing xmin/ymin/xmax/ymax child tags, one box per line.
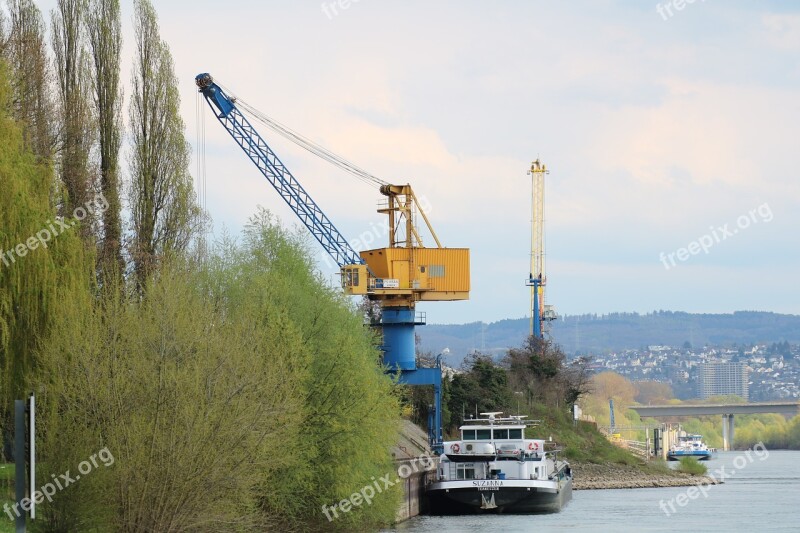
<box><xmin>1</xmin><ymin>464</ymin><xmax>14</xmax><ymax>533</ymax></box>
<box><xmin>529</xmin><ymin>404</ymin><xmax>642</xmax><ymax>465</ymax></box>
<box><xmin>528</xmin><ymin>404</ymin><xmax>688</xmax><ymax>478</ymax></box>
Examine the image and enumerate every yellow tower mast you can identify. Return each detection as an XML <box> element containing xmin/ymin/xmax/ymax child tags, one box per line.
<box><xmin>526</xmin><ymin>159</ymin><xmax>554</xmax><ymax>338</ymax></box>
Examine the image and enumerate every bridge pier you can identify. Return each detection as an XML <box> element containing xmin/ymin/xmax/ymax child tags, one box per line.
<box><xmin>721</xmin><ymin>414</ymin><xmax>735</xmax><ymax>451</ymax></box>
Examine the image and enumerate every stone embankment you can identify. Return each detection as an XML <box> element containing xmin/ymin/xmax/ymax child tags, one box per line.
<box><xmin>571</xmin><ymin>461</ymin><xmax>721</xmax><ymax>490</ymax></box>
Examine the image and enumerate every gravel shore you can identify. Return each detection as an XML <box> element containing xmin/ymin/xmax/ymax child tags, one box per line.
<box><xmin>571</xmin><ymin>461</ymin><xmax>721</xmax><ymax>490</ymax></box>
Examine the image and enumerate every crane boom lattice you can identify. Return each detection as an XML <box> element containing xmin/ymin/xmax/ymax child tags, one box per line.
<box><xmin>196</xmin><ymin>73</ymin><xmax>362</xmax><ymax>268</ymax></box>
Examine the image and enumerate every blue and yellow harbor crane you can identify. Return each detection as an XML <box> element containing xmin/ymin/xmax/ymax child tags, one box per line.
<box><xmin>526</xmin><ymin>159</ymin><xmax>557</xmax><ymax>339</ymax></box>
<box><xmin>196</xmin><ymin>73</ymin><xmax>469</xmax><ymax>451</ymax></box>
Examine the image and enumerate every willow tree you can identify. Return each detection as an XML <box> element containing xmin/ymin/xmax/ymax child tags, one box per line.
<box><xmin>2</xmin><ymin>0</ymin><xmax>54</xmax><ymax>161</ymax></box>
<box><xmin>87</xmin><ymin>0</ymin><xmax>124</xmax><ymax>282</ymax></box>
<box><xmin>129</xmin><ymin>0</ymin><xmax>200</xmax><ymax>289</ymax></box>
<box><xmin>0</xmin><ymin>63</ymin><xmax>88</xmax><ymax>434</ymax></box>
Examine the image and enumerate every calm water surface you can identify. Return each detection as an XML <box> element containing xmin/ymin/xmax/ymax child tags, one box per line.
<box><xmin>385</xmin><ymin>450</ymin><xmax>800</xmax><ymax>532</ymax></box>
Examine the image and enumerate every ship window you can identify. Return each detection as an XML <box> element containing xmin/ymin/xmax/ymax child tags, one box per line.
<box><xmin>493</xmin><ymin>429</ymin><xmax>509</xmax><ymax>440</ymax></box>
<box><xmin>462</xmin><ymin>429</ymin><xmax>476</xmax><ymax>440</ymax></box>
<box><xmin>476</xmin><ymin>429</ymin><xmax>491</xmax><ymax>440</ymax></box>
<box><xmin>456</xmin><ymin>464</ymin><xmax>475</xmax><ymax>480</ymax></box>
<box><xmin>509</xmin><ymin>429</ymin><xmax>523</xmax><ymax>439</ymax></box>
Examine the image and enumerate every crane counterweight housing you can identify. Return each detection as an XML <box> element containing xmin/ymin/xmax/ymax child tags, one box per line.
<box><xmin>196</xmin><ymin>72</ymin><xmax>469</xmax><ymax>452</ymax></box>
<box><xmin>354</xmin><ymin>247</ymin><xmax>470</xmax><ymax>300</ymax></box>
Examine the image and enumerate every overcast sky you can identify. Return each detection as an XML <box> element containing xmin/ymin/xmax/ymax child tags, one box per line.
<box><xmin>39</xmin><ymin>0</ymin><xmax>800</xmax><ymax>324</ymax></box>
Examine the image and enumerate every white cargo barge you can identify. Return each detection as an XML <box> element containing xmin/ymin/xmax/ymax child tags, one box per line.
<box><xmin>427</xmin><ymin>412</ymin><xmax>572</xmax><ymax>514</ymax></box>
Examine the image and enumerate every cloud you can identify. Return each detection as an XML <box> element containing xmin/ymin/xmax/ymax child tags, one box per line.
<box><xmin>762</xmin><ymin>13</ymin><xmax>800</xmax><ymax>50</ymax></box>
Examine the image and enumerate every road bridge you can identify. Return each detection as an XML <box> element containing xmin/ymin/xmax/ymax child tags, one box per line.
<box><xmin>629</xmin><ymin>402</ymin><xmax>800</xmax><ymax>451</ymax></box>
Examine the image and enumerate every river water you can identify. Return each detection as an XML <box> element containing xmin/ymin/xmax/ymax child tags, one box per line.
<box><xmin>385</xmin><ymin>450</ymin><xmax>800</xmax><ymax>532</ymax></box>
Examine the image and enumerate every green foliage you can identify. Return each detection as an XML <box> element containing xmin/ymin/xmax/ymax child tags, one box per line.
<box><xmin>88</xmin><ymin>0</ymin><xmax>125</xmax><ymax>282</ymax></box>
<box><xmin>581</xmin><ymin>372</ymin><xmax>648</xmax><ymax>440</ymax></box>
<box><xmin>502</xmin><ymin>337</ymin><xmax>592</xmax><ymax>410</ymax></box>
<box><xmin>1</xmin><ymin>0</ymin><xmax>54</xmax><ymax>161</ymax></box>
<box><xmin>237</xmin><ymin>209</ymin><xmax>402</xmax><ymax>529</ymax></box>
<box><xmin>37</xmin><ymin>264</ymin><xmax>299</xmax><ymax>530</ymax></box>
<box><xmin>52</xmin><ymin>0</ymin><xmax>94</xmax><ymax>221</ymax></box>
<box><xmin>0</xmin><ymin>60</ymin><xmax>89</xmax><ymax>421</ymax></box>
<box><xmin>634</xmin><ymin>381</ymin><xmax>674</xmax><ymax>404</ymax></box>
<box><xmin>447</xmin><ymin>354</ymin><xmax>513</xmax><ymax>429</ymax></box>
<box><xmin>441</xmin><ymin>341</ymin><xmax>640</xmax><ymax>465</ymax></box>
<box><xmin>1</xmin><ymin>463</ymin><xmax>13</xmax><ymax>533</ymax></box>
<box><xmin>129</xmin><ymin>0</ymin><xmax>201</xmax><ymax>288</ymax></box>
<box><xmin>524</xmin><ymin>403</ymin><xmax>641</xmax><ymax>465</ymax></box>
<box><xmin>33</xmin><ymin>209</ymin><xmax>401</xmax><ymax>531</ymax></box>
<box><xmin>676</xmin><ymin>457</ymin><xmax>707</xmax><ymax>476</ymax></box>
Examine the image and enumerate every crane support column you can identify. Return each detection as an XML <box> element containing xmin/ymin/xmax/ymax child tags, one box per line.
<box><xmin>382</xmin><ymin>307</ymin><xmax>443</xmax><ymax>451</ymax></box>
<box><xmin>400</xmin><ymin>367</ymin><xmax>443</xmax><ymax>452</ymax></box>
<box><xmin>530</xmin><ymin>277</ymin><xmax>541</xmax><ymax>339</ymax></box>
<box><xmin>381</xmin><ymin>308</ymin><xmax>422</xmax><ymax>371</ymax></box>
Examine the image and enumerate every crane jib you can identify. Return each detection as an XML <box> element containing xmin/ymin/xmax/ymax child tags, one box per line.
<box><xmin>195</xmin><ymin>73</ymin><xmax>364</xmax><ymax>268</ymax></box>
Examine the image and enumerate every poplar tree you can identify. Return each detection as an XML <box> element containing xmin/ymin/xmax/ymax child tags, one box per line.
<box><xmin>87</xmin><ymin>0</ymin><xmax>123</xmax><ymax>282</ymax></box>
<box><xmin>52</xmin><ymin>0</ymin><xmax>94</xmax><ymax>233</ymax></box>
<box><xmin>3</xmin><ymin>0</ymin><xmax>54</xmax><ymax>161</ymax></box>
<box><xmin>129</xmin><ymin>0</ymin><xmax>200</xmax><ymax>289</ymax></box>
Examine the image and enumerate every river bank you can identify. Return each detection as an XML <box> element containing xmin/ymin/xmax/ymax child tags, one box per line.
<box><xmin>571</xmin><ymin>461</ymin><xmax>721</xmax><ymax>490</ymax></box>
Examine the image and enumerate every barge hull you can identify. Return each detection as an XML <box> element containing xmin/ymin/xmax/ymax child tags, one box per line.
<box><xmin>426</xmin><ymin>480</ymin><xmax>572</xmax><ymax>514</ymax></box>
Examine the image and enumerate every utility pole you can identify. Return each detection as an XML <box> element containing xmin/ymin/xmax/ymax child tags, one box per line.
<box><xmin>13</xmin><ymin>394</ymin><xmax>35</xmax><ymax>532</ymax></box>
<box><xmin>14</xmin><ymin>399</ymin><xmax>25</xmax><ymax>532</ymax></box>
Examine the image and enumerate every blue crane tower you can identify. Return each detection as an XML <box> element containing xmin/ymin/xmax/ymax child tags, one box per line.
<box><xmin>196</xmin><ymin>73</ymin><xmax>470</xmax><ymax>452</ymax></box>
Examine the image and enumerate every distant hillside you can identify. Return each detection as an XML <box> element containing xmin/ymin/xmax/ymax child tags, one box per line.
<box><xmin>417</xmin><ymin>311</ymin><xmax>800</xmax><ymax>366</ymax></box>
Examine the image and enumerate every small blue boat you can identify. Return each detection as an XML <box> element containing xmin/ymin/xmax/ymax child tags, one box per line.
<box><xmin>667</xmin><ymin>433</ymin><xmax>715</xmax><ymax>461</ymax></box>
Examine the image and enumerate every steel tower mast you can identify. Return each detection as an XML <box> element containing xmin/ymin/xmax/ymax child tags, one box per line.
<box><xmin>526</xmin><ymin>159</ymin><xmax>555</xmax><ymax>338</ymax></box>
